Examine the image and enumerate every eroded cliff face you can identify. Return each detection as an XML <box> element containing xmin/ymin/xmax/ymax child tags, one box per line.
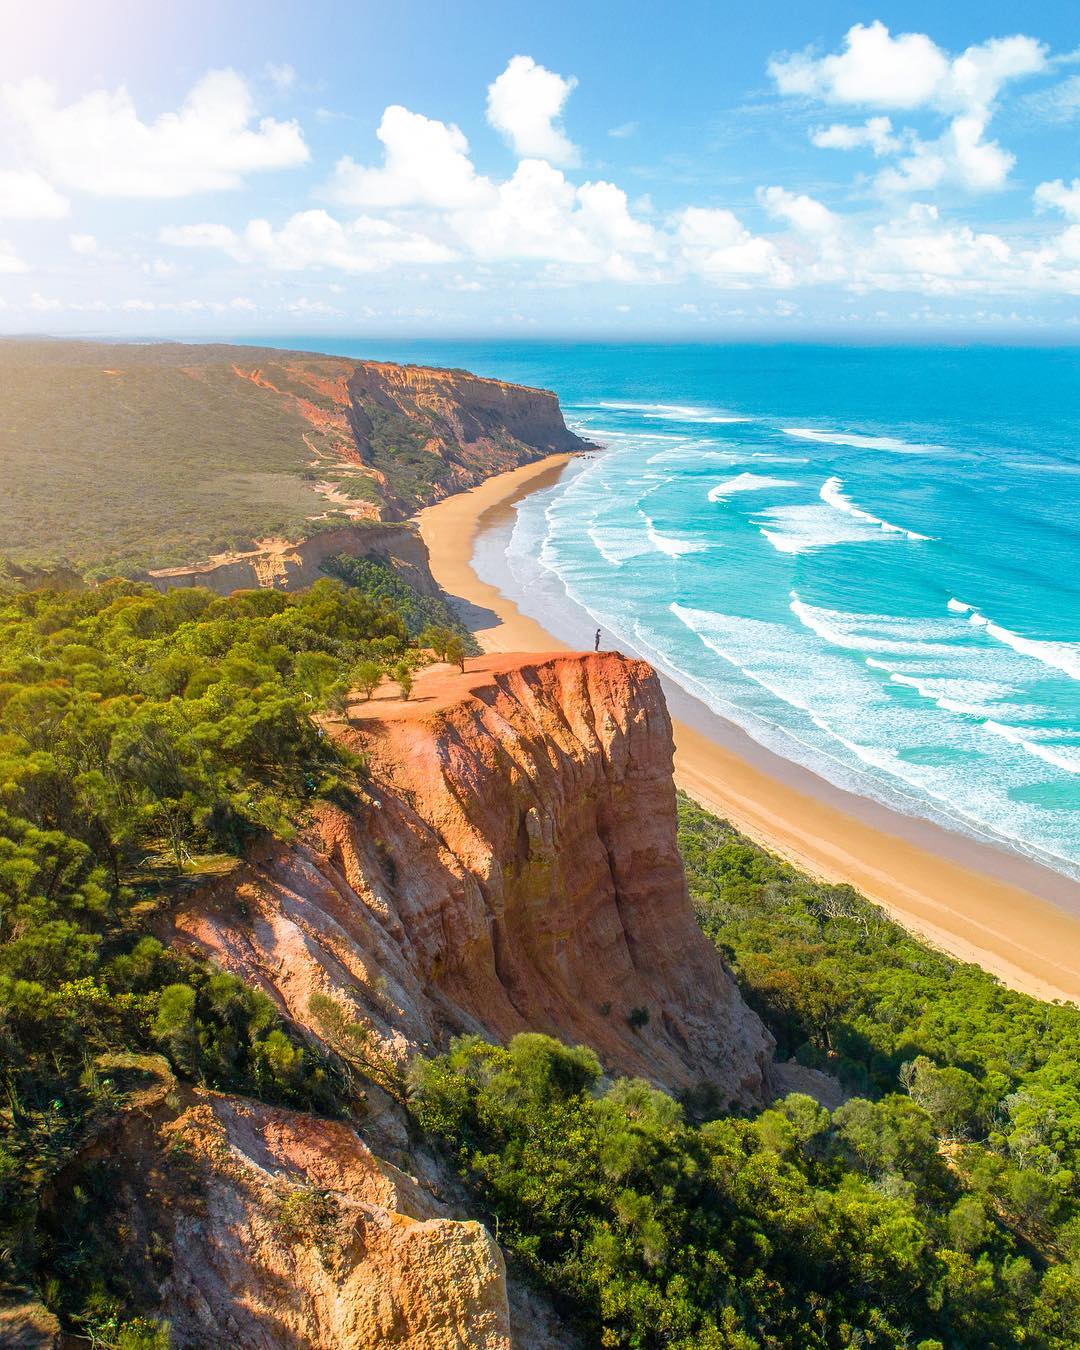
<box><xmin>140</xmin><ymin>352</ymin><xmax>589</xmax><ymax>592</ymax></box>
<box><xmin>58</xmin><ymin>1078</ymin><xmax>511</xmax><ymax>1350</ymax></box>
<box><xmin>346</xmin><ymin>361</ymin><xmax>586</xmax><ymax>515</ymax></box>
<box><xmin>170</xmin><ymin>653</ymin><xmax>774</xmax><ymax>1105</ymax></box>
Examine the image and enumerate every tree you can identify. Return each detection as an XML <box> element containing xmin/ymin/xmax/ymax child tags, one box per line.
<box><xmin>352</xmin><ymin>660</ymin><xmax>383</xmax><ymax>701</ymax></box>
<box><xmin>420</xmin><ymin>625</ymin><xmax>454</xmax><ymax>661</ymax></box>
<box><xmin>445</xmin><ymin>636</ymin><xmax>466</xmax><ymax>673</ymax></box>
<box><xmin>392</xmin><ymin>661</ymin><xmax>413</xmax><ymax>700</ymax></box>
<box><xmin>901</xmin><ymin>1056</ymin><xmax>982</xmax><ymax>1141</ymax></box>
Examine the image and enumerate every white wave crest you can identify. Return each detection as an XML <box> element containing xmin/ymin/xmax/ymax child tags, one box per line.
<box><xmin>790</xmin><ymin>598</ymin><xmax>954</xmax><ymax>655</ymax></box>
<box><xmin>758</xmin><ymin>504</ymin><xmax>894</xmax><ymax>554</ymax></box>
<box><xmin>947</xmin><ymin>598</ymin><xmax>973</xmax><ymax>614</ymax></box>
<box><xmin>965</xmin><ymin>611</ymin><xmax>1080</xmax><ymax>682</ymax></box>
<box><xmin>782</xmin><ymin>427</ymin><xmax>939</xmax><ymax>453</ymax></box>
<box><xmin>708</xmin><ymin>472</ymin><xmax>798</xmax><ymax>502</ymax></box>
<box><xmin>640</xmin><ymin>512</ymin><xmax>709</xmax><ymax>558</ymax></box>
<box><xmin>598</xmin><ymin>400</ymin><xmax>750</xmax><ymax>423</ymax></box>
<box><xmin>982</xmin><ymin>721</ymin><xmax>1080</xmax><ymax>774</ymax></box>
<box><xmin>820</xmin><ymin>476</ymin><xmax>931</xmax><ymax>542</ymax></box>
<box><xmin>586</xmin><ymin>524</ymin><xmax>652</xmax><ymax>567</ymax></box>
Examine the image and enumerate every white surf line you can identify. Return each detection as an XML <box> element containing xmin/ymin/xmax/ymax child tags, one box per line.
<box><xmin>820</xmin><ymin>475</ymin><xmax>931</xmax><ymax>541</ymax></box>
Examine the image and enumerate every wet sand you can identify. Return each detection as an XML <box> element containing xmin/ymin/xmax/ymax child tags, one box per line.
<box><xmin>417</xmin><ymin>454</ymin><xmax>1080</xmax><ymax>1004</ymax></box>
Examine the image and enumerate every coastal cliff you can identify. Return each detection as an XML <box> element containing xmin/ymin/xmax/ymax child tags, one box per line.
<box><xmin>0</xmin><ymin>340</ymin><xmax>589</xmax><ymax>584</ymax></box>
<box><xmin>168</xmin><ymin>653</ymin><xmax>773</xmax><ymax>1104</ymax></box>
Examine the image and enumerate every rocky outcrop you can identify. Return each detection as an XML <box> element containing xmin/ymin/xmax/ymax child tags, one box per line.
<box><xmin>169</xmin><ymin>653</ymin><xmax>774</xmax><ymax>1105</ymax></box>
<box><xmin>57</xmin><ymin>1084</ymin><xmax>510</xmax><ymax>1349</ymax></box>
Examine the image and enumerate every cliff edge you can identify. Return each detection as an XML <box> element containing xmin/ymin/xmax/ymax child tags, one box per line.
<box><xmin>169</xmin><ymin>653</ymin><xmax>774</xmax><ymax>1106</ymax></box>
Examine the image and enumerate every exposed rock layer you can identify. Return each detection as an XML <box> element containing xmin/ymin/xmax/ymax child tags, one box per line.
<box><xmin>170</xmin><ymin>653</ymin><xmax>774</xmax><ymax>1104</ymax></box>
<box><xmin>61</xmin><ymin>1084</ymin><xmax>510</xmax><ymax>1349</ymax></box>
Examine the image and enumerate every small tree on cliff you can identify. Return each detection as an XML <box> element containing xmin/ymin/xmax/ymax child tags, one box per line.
<box><xmin>421</xmin><ymin>624</ymin><xmax>455</xmax><ymax>661</ymax></box>
<box><xmin>445</xmin><ymin>636</ymin><xmax>467</xmax><ymax>673</ymax></box>
<box><xmin>392</xmin><ymin>660</ymin><xmax>414</xmax><ymax>700</ymax></box>
<box><xmin>352</xmin><ymin>660</ymin><xmax>383</xmax><ymax>701</ymax></box>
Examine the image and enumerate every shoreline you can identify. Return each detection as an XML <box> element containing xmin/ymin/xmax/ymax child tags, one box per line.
<box><xmin>417</xmin><ymin>453</ymin><xmax>1080</xmax><ymax>1004</ymax></box>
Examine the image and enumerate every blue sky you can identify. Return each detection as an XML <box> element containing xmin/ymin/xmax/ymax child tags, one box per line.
<box><xmin>1</xmin><ymin>0</ymin><xmax>1078</xmax><ymax>336</ymax></box>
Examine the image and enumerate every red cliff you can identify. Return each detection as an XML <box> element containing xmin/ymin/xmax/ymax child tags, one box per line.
<box><xmin>170</xmin><ymin>653</ymin><xmax>774</xmax><ymax>1106</ymax></box>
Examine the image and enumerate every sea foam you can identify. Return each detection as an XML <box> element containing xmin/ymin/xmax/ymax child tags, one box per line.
<box><xmin>782</xmin><ymin>427</ymin><xmax>939</xmax><ymax>453</ymax></box>
<box><xmin>819</xmin><ymin>476</ymin><xmax>931</xmax><ymax>541</ymax></box>
<box><xmin>952</xmin><ymin>603</ymin><xmax>1080</xmax><ymax>683</ymax></box>
<box><xmin>708</xmin><ymin>472</ymin><xmax>798</xmax><ymax>501</ymax></box>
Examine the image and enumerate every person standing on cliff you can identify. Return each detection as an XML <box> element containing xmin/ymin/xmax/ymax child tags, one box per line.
<box><xmin>594</xmin><ymin>628</ymin><xmax>601</xmax><ymax>651</ymax></box>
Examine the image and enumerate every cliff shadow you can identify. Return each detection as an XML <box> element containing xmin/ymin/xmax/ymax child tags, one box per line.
<box><xmin>444</xmin><ymin>592</ymin><xmax>504</xmax><ymax>634</ymax></box>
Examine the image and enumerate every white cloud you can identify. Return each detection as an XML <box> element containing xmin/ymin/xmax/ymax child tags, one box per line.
<box><xmin>283</xmin><ymin>296</ymin><xmax>343</xmax><ymax>316</ymax></box>
<box><xmin>608</xmin><ymin>121</ymin><xmax>639</xmax><ymax>139</ymax></box>
<box><xmin>1023</xmin><ymin>73</ymin><xmax>1080</xmax><ymax>123</ymax></box>
<box><xmin>771</xmin><ymin>22</ymin><xmax>950</xmax><ymax>109</ymax></box>
<box><xmin>0</xmin><ymin>238</ymin><xmax>28</xmax><ymax>272</ymax></box>
<box><xmin>0</xmin><ymin>169</ymin><xmax>69</xmax><ymax>218</ymax></box>
<box><xmin>811</xmin><ymin>116</ymin><xmax>900</xmax><ymax>155</ymax></box>
<box><xmin>876</xmin><ymin>113</ymin><xmax>1015</xmax><ymax>193</ymax></box>
<box><xmin>1035</xmin><ymin>177</ymin><xmax>1080</xmax><ymax>220</ymax></box>
<box><xmin>162</xmin><ymin>209</ymin><xmax>455</xmax><ymax>273</ymax></box>
<box><xmin>486</xmin><ymin>55</ymin><xmax>578</xmax><ymax>164</ymax></box>
<box><xmin>758</xmin><ymin>186</ymin><xmax>837</xmax><ymax>234</ymax></box>
<box><xmin>69</xmin><ymin>233</ymin><xmax>98</xmax><ymax>255</ymax></box>
<box><xmin>771</xmin><ymin>23</ymin><xmax>1044</xmax><ymax>114</ymax></box>
<box><xmin>328</xmin><ymin>105</ymin><xmax>493</xmax><ymax>209</ymax></box>
<box><xmin>676</xmin><ymin>208</ymin><xmax>793</xmax><ymax>287</ymax></box>
<box><xmin>775</xmin><ymin>24</ymin><xmax>1047</xmax><ymax>196</ymax></box>
<box><xmin>853</xmin><ymin>203</ymin><xmax>1013</xmax><ymax>293</ymax></box>
<box><xmin>450</xmin><ymin>159</ymin><xmax>660</xmax><ymax>278</ymax></box>
<box><xmin>2</xmin><ymin>69</ymin><xmax>308</xmax><ymax>197</ymax></box>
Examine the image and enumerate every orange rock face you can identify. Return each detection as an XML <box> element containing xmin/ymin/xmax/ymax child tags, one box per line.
<box><xmin>171</xmin><ymin>653</ymin><xmax>773</xmax><ymax>1105</ymax></box>
<box><xmin>86</xmin><ymin>1088</ymin><xmax>511</xmax><ymax>1349</ymax></box>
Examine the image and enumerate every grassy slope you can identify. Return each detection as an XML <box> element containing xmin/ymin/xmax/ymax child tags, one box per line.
<box><xmin>0</xmin><ymin>342</ymin><xmax>337</xmax><ymax>574</ymax></box>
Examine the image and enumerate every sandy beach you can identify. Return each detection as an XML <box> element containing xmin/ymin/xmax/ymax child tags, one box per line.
<box><xmin>418</xmin><ymin>453</ymin><xmax>1080</xmax><ymax>1004</ymax></box>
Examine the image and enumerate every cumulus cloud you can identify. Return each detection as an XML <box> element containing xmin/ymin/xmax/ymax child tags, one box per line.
<box><xmin>486</xmin><ymin>55</ymin><xmax>578</xmax><ymax>164</ymax></box>
<box><xmin>776</xmin><ymin>24</ymin><xmax>1047</xmax><ymax>196</ymax></box>
<box><xmin>1035</xmin><ymin>177</ymin><xmax>1080</xmax><ymax>220</ymax></box>
<box><xmin>328</xmin><ymin>105</ymin><xmax>494</xmax><ymax>209</ymax></box>
<box><xmin>758</xmin><ymin>186</ymin><xmax>837</xmax><ymax>235</ymax></box>
<box><xmin>771</xmin><ymin>23</ymin><xmax>1044</xmax><ymax>113</ymax></box>
<box><xmin>69</xmin><ymin>233</ymin><xmax>98</xmax><ymax>255</ymax></box>
<box><xmin>876</xmin><ymin>113</ymin><xmax>1016</xmax><ymax>193</ymax></box>
<box><xmin>676</xmin><ymin>208</ymin><xmax>793</xmax><ymax>286</ymax></box>
<box><xmin>2</xmin><ymin>69</ymin><xmax>308</xmax><ymax>197</ymax></box>
<box><xmin>0</xmin><ymin>169</ymin><xmax>69</xmax><ymax>218</ymax></box>
<box><xmin>162</xmin><ymin>209</ymin><xmax>455</xmax><ymax>273</ymax></box>
<box><xmin>451</xmin><ymin>160</ymin><xmax>659</xmax><ymax>276</ymax></box>
<box><xmin>811</xmin><ymin>116</ymin><xmax>900</xmax><ymax>155</ymax></box>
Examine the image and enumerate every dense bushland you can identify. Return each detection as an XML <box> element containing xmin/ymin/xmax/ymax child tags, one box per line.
<box><xmin>0</xmin><ymin>577</ymin><xmax>426</xmax><ymax>1335</ymax></box>
<box><xmin>406</xmin><ymin>804</ymin><xmax>1080</xmax><ymax>1347</ymax></box>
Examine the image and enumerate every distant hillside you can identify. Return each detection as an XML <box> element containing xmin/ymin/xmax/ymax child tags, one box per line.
<box><xmin>0</xmin><ymin>340</ymin><xmax>586</xmax><ymax>578</ymax></box>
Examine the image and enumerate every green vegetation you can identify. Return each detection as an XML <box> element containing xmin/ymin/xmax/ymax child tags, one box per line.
<box><xmin>678</xmin><ymin>795</ymin><xmax>1080</xmax><ymax>1183</ymax></box>
<box><xmin>322</xmin><ymin>551</ymin><xmax>475</xmax><ymax>646</ymax></box>
<box><xmin>0</xmin><ymin>575</ymin><xmax>425</xmax><ymax>1336</ymax></box>
<box><xmin>0</xmin><ymin>342</ymin><xmax>339</xmax><ymax>574</ymax></box>
<box><xmin>406</xmin><ymin>801</ymin><xmax>1080</xmax><ymax>1347</ymax></box>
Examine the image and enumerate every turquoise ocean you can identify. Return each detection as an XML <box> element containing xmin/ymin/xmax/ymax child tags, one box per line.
<box><xmin>261</xmin><ymin>340</ymin><xmax>1080</xmax><ymax>881</ymax></box>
